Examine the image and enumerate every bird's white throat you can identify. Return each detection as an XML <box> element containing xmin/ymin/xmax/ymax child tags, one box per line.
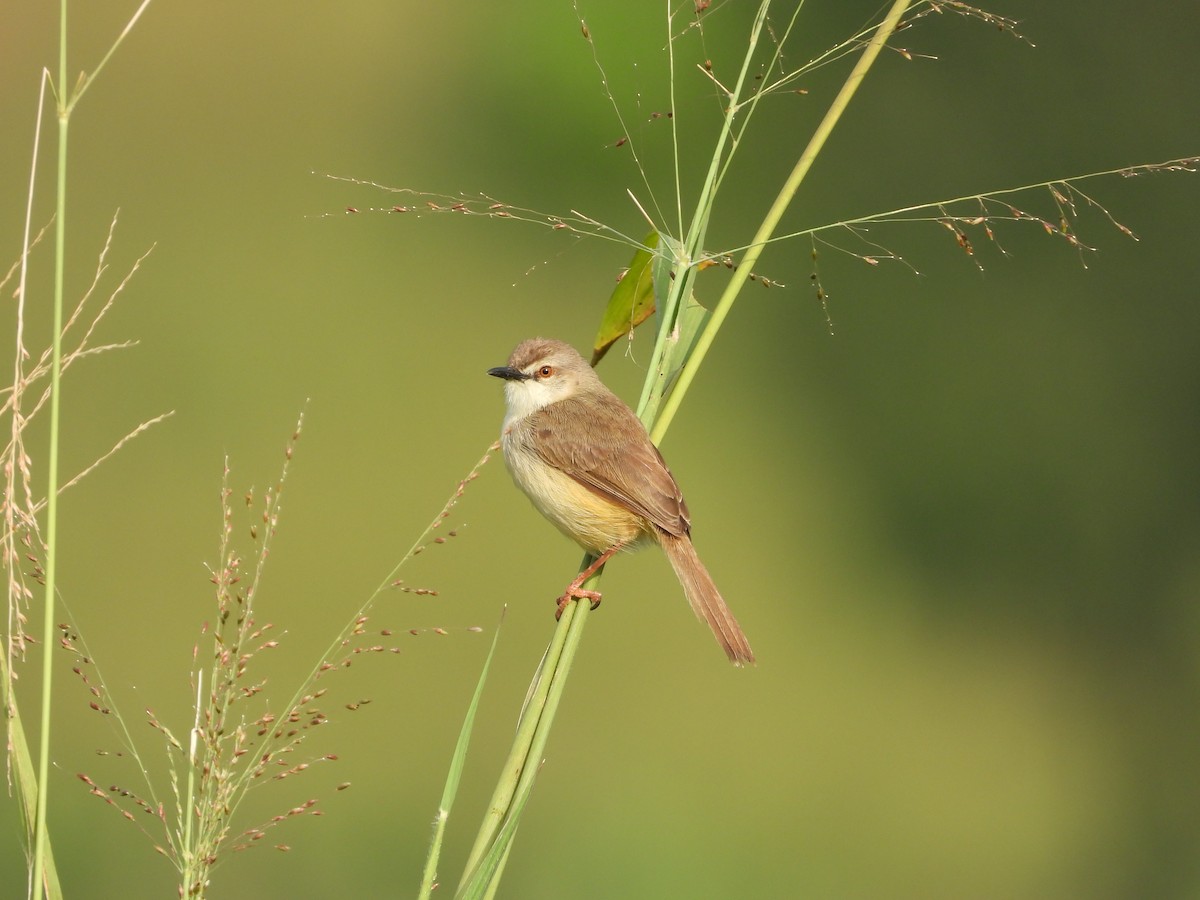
<box><xmin>502</xmin><ymin>379</ymin><xmax>555</xmax><ymax>430</ymax></box>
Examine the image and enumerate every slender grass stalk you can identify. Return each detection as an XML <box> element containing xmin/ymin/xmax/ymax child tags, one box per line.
<box><xmin>636</xmin><ymin>0</ymin><xmax>773</xmax><ymax>423</ymax></box>
<box><xmin>651</xmin><ymin>0</ymin><xmax>913</xmax><ymax>444</ymax></box>
<box><xmin>419</xmin><ymin>612</ymin><xmax>505</xmax><ymax>898</ymax></box>
<box><xmin>31</xmin><ymin>1</ymin><xmax>70</xmax><ymax>889</ymax></box>
<box><xmin>181</xmin><ymin>671</ymin><xmax>203</xmax><ymax>893</ymax></box>
<box><xmin>66</xmin><ymin>0</ymin><xmax>154</xmax><ymax>113</ymax></box>
<box><xmin>9</xmin><ymin>61</ymin><xmax>57</xmax><ymax>900</ymax></box>
<box><xmin>26</xmin><ymin>4</ymin><xmax>155</xmax><ymax>895</ymax></box>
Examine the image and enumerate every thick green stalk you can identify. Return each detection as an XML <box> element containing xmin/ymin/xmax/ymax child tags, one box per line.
<box><xmin>457</xmin><ymin>3</ymin><xmax>912</xmax><ymax>894</ymax></box>
<box><xmin>651</xmin><ymin>0</ymin><xmax>913</xmax><ymax>444</ymax></box>
<box><xmin>457</xmin><ymin>588</ymin><xmax>594</xmax><ymax>899</ymax></box>
<box><xmin>456</xmin><ymin>577</ymin><xmax>591</xmax><ymax>893</ymax></box>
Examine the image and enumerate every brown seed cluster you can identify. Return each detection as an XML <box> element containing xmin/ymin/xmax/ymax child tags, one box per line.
<box><xmin>69</xmin><ymin>416</ymin><xmax>498</xmax><ymax>894</ymax></box>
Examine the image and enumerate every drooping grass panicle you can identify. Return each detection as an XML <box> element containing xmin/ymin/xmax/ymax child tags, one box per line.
<box><xmin>2</xmin><ymin>214</ymin><xmax>166</xmax><ymax>666</ymax></box>
<box><xmin>324</xmin><ymin>5</ymin><xmax>1194</xmax><ymax>323</ymax></box>
<box><xmin>3</xmin><ymin>205</ymin><xmax>167</xmax><ymax>900</ymax></box>
<box><xmin>759</xmin><ymin>158</ymin><xmax>1200</xmax><ymax>278</ymax></box>
<box><xmin>57</xmin><ymin>416</ymin><xmax>308</xmax><ymax>897</ymax></box>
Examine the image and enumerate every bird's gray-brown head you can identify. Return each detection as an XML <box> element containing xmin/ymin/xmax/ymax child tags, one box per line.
<box><xmin>488</xmin><ymin>338</ymin><xmax>601</xmax><ymax>426</ymax></box>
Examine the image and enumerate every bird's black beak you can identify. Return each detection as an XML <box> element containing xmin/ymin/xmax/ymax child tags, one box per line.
<box><xmin>487</xmin><ymin>366</ymin><xmax>529</xmax><ymax>381</ymax></box>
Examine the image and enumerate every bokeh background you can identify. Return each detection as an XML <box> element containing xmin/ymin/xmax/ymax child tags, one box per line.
<box><xmin>2</xmin><ymin>2</ymin><xmax>1198</xmax><ymax>897</ymax></box>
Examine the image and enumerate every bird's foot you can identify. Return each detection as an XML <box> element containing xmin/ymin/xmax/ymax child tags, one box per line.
<box><xmin>553</xmin><ymin>546</ymin><xmax>622</xmax><ymax>619</ymax></box>
<box><xmin>554</xmin><ymin>583</ymin><xmax>603</xmax><ymax>620</ymax></box>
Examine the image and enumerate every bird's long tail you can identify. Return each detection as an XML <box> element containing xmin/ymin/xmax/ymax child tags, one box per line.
<box><xmin>660</xmin><ymin>534</ymin><xmax>755</xmax><ymax>666</ymax></box>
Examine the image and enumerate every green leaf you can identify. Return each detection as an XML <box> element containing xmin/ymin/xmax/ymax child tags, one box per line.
<box><xmin>590</xmin><ymin>231</ymin><xmax>660</xmax><ymax>366</ymax></box>
<box><xmin>0</xmin><ymin>663</ymin><xmax>63</xmax><ymax>899</ymax></box>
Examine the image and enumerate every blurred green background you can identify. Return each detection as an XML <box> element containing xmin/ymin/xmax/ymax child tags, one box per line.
<box><xmin>2</xmin><ymin>2</ymin><xmax>1198</xmax><ymax>897</ymax></box>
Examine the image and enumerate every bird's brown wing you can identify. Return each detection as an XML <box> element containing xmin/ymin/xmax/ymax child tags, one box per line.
<box><xmin>522</xmin><ymin>394</ymin><xmax>691</xmax><ymax>538</ymax></box>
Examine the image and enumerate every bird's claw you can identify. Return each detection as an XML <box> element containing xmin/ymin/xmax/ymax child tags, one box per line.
<box><xmin>554</xmin><ymin>586</ymin><xmax>603</xmax><ymax>620</ymax></box>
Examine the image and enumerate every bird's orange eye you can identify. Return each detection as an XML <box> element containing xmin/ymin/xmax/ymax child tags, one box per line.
<box><xmin>538</xmin><ymin>365</ymin><xmax>554</xmax><ymax>378</ymax></box>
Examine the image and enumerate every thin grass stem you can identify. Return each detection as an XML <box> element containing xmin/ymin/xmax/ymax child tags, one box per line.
<box><xmin>652</xmin><ymin>0</ymin><xmax>913</xmax><ymax>444</ymax></box>
<box><xmin>638</xmin><ymin>1</ymin><xmax>773</xmax><ymax>422</ymax></box>
<box><xmin>65</xmin><ymin>0</ymin><xmax>154</xmax><ymax>112</ymax></box>
<box><xmin>31</xmin><ymin>2</ymin><xmax>71</xmax><ymax>885</ymax></box>
<box><xmin>6</xmin><ymin>78</ymin><xmax>51</xmax><ymax>883</ymax></box>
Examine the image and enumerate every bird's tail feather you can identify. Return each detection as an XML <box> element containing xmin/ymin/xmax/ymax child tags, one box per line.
<box><xmin>660</xmin><ymin>534</ymin><xmax>755</xmax><ymax>666</ymax></box>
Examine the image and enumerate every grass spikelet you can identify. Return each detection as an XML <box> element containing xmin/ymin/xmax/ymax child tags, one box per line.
<box><xmin>60</xmin><ymin>420</ymin><xmax>500</xmax><ymax>896</ymax></box>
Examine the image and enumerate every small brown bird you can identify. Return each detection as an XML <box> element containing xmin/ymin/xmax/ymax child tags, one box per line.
<box><xmin>488</xmin><ymin>338</ymin><xmax>754</xmax><ymax>666</ymax></box>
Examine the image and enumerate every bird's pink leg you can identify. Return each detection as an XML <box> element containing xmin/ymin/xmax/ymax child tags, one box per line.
<box><xmin>554</xmin><ymin>544</ymin><xmax>623</xmax><ymax>620</ymax></box>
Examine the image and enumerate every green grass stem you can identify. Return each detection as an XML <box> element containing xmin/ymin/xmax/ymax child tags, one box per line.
<box><xmin>31</xmin><ymin>7</ymin><xmax>70</xmax><ymax>890</ymax></box>
<box><xmin>651</xmin><ymin>0</ymin><xmax>912</xmax><ymax>444</ymax></box>
<box><xmin>457</xmin><ymin>579</ymin><xmax>594</xmax><ymax>899</ymax></box>
<box><xmin>636</xmin><ymin>0</ymin><xmax>772</xmax><ymax>424</ymax></box>
<box><xmin>453</xmin><ymin>4</ymin><xmax>912</xmax><ymax>894</ymax></box>
<box><xmin>28</xmin><ymin>3</ymin><xmax>156</xmax><ymax>894</ymax></box>
<box><xmin>455</xmin><ymin>579</ymin><xmax>591</xmax><ymax>894</ymax></box>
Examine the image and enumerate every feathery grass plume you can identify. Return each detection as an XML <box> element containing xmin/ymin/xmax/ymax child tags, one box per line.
<box><xmin>1</xmin><ymin>216</ymin><xmax>168</xmax><ymax>699</ymax></box>
<box><xmin>2</xmin><ymin>214</ymin><xmax>163</xmax><ymax>670</ymax></box>
<box><xmin>58</xmin><ymin>420</ymin><xmax>311</xmax><ymax>897</ymax></box>
<box><xmin>2</xmin><ymin>211</ymin><xmax>166</xmax><ymax>900</ymax></box>
<box><xmin>326</xmin><ymin>5</ymin><xmax>1191</xmax><ymax>331</ymax></box>
<box><xmin>57</xmin><ymin>417</ymin><xmax>326</xmax><ymax>897</ymax></box>
<box><xmin>62</xmin><ymin>425</ymin><xmax>495</xmax><ymax>897</ymax></box>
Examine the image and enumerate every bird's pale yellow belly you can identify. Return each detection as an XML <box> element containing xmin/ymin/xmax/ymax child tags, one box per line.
<box><xmin>501</xmin><ymin>430</ymin><xmax>647</xmax><ymax>555</ymax></box>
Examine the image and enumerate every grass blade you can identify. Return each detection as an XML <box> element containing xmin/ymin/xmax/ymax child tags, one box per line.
<box><xmin>418</xmin><ymin>608</ymin><xmax>506</xmax><ymax>899</ymax></box>
<box><xmin>0</xmin><ymin>652</ymin><xmax>62</xmax><ymax>899</ymax></box>
<box><xmin>456</xmin><ymin>594</ymin><xmax>593</xmax><ymax>900</ymax></box>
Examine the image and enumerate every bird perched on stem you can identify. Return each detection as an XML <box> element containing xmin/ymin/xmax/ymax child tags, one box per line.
<box><xmin>488</xmin><ymin>337</ymin><xmax>754</xmax><ymax>666</ymax></box>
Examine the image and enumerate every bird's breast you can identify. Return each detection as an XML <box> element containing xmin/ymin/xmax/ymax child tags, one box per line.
<box><xmin>500</xmin><ymin>424</ymin><xmax>647</xmax><ymax>555</ymax></box>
